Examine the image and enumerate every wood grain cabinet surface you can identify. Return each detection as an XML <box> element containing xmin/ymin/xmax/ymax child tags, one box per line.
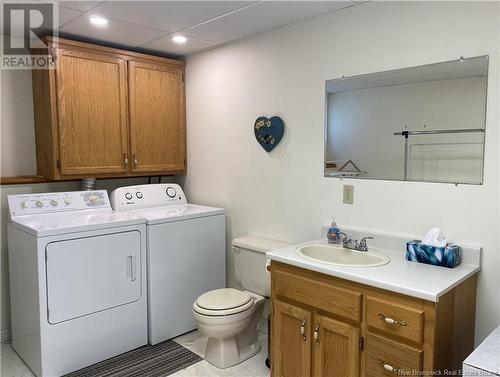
<box><xmin>32</xmin><ymin>37</ymin><xmax>186</xmax><ymax>180</ymax></box>
<box><xmin>270</xmin><ymin>262</ymin><xmax>477</xmax><ymax>377</ymax></box>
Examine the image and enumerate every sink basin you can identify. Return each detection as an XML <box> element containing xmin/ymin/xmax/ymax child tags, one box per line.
<box><xmin>296</xmin><ymin>244</ymin><xmax>390</xmax><ymax>267</ymax></box>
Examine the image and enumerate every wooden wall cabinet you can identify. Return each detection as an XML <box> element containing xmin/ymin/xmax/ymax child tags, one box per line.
<box><xmin>270</xmin><ymin>262</ymin><xmax>477</xmax><ymax>377</ymax></box>
<box><xmin>32</xmin><ymin>37</ymin><xmax>186</xmax><ymax>180</ymax></box>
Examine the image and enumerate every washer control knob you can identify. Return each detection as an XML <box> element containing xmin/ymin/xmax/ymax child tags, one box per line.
<box><xmin>125</xmin><ymin>192</ymin><xmax>133</xmax><ymax>200</ymax></box>
<box><xmin>63</xmin><ymin>197</ymin><xmax>72</xmax><ymax>205</ymax></box>
<box><xmin>166</xmin><ymin>187</ymin><xmax>176</xmax><ymax>198</ymax></box>
<box><xmin>50</xmin><ymin>199</ymin><xmax>58</xmax><ymax>207</ymax></box>
<box><xmin>35</xmin><ymin>200</ymin><xmax>44</xmax><ymax>208</ymax></box>
<box><xmin>136</xmin><ymin>192</ymin><xmax>143</xmax><ymax>199</ymax></box>
<box><xmin>21</xmin><ymin>200</ymin><xmax>29</xmax><ymax>209</ymax></box>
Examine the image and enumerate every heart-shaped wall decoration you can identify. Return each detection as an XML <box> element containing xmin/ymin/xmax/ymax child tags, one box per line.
<box><xmin>254</xmin><ymin>116</ymin><xmax>284</xmax><ymax>152</ymax></box>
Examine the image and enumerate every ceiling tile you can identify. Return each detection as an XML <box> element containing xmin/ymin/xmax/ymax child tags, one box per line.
<box><xmin>56</xmin><ymin>6</ymin><xmax>84</xmax><ymax>26</ymax></box>
<box><xmin>141</xmin><ymin>35</ymin><xmax>216</xmax><ymax>56</ymax></box>
<box><xmin>58</xmin><ymin>1</ymin><xmax>103</xmax><ymax>12</ymax></box>
<box><xmin>59</xmin><ymin>14</ymin><xmax>167</xmax><ymax>48</ymax></box>
<box><xmin>88</xmin><ymin>1</ymin><xmax>257</xmax><ymax>33</ymax></box>
<box><xmin>0</xmin><ymin>3</ymin><xmax>83</xmax><ymax>39</ymax></box>
<box><xmin>183</xmin><ymin>1</ymin><xmax>355</xmax><ymax>44</ymax></box>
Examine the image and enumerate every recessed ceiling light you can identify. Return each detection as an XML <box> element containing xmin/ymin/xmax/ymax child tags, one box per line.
<box><xmin>89</xmin><ymin>16</ymin><xmax>108</xmax><ymax>26</ymax></box>
<box><xmin>172</xmin><ymin>35</ymin><xmax>187</xmax><ymax>44</ymax></box>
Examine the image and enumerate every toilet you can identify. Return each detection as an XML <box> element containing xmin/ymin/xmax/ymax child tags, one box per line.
<box><xmin>192</xmin><ymin>235</ymin><xmax>290</xmax><ymax>369</ymax></box>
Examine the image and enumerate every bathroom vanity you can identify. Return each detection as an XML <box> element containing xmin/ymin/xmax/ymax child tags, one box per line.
<box><xmin>267</xmin><ymin>238</ymin><xmax>480</xmax><ymax>377</ymax></box>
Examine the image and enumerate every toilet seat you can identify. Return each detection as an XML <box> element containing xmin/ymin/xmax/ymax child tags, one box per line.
<box><xmin>194</xmin><ymin>288</ymin><xmax>255</xmax><ymax>316</ymax></box>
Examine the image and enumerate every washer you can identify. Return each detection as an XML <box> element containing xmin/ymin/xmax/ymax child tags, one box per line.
<box><xmin>110</xmin><ymin>184</ymin><xmax>226</xmax><ymax>345</ymax></box>
<box><xmin>7</xmin><ymin>190</ymin><xmax>147</xmax><ymax>377</ymax></box>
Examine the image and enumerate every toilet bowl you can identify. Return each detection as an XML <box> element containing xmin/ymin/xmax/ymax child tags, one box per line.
<box><xmin>192</xmin><ymin>236</ymin><xmax>290</xmax><ymax>369</ymax></box>
<box><xmin>193</xmin><ymin>288</ymin><xmax>265</xmax><ymax>368</ymax></box>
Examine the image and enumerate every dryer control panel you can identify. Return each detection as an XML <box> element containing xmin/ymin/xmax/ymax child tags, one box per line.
<box><xmin>110</xmin><ymin>184</ymin><xmax>187</xmax><ymax>211</ymax></box>
<box><xmin>8</xmin><ymin>190</ymin><xmax>110</xmax><ymax>217</ymax></box>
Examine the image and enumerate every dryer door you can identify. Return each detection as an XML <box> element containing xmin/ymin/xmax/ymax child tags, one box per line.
<box><xmin>46</xmin><ymin>231</ymin><xmax>141</xmax><ymax>324</ymax></box>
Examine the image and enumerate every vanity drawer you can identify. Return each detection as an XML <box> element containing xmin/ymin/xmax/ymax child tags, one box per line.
<box><xmin>273</xmin><ymin>268</ymin><xmax>361</xmax><ymax>322</ymax></box>
<box><xmin>365</xmin><ymin>333</ymin><xmax>423</xmax><ymax>377</ymax></box>
<box><xmin>366</xmin><ymin>296</ymin><xmax>424</xmax><ymax>344</ymax></box>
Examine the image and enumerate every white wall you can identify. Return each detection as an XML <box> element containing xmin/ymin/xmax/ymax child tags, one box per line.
<box><xmin>327</xmin><ymin>76</ymin><xmax>487</xmax><ymax>182</ymax></box>
<box><xmin>179</xmin><ymin>1</ymin><xmax>500</xmax><ymax>344</ymax></box>
<box><xmin>0</xmin><ymin>36</ymin><xmax>38</xmax><ymax>176</ymax></box>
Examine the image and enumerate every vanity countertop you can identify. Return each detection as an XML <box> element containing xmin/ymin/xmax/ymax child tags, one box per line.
<box><xmin>266</xmin><ymin>238</ymin><xmax>480</xmax><ymax>302</ymax></box>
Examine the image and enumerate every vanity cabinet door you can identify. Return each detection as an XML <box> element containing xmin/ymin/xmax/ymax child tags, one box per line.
<box><xmin>273</xmin><ymin>300</ymin><xmax>312</xmax><ymax>377</ymax></box>
<box><xmin>312</xmin><ymin>313</ymin><xmax>360</xmax><ymax>377</ymax></box>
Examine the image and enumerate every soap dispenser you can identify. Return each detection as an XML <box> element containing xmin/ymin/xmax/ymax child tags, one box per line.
<box><xmin>327</xmin><ymin>220</ymin><xmax>342</xmax><ymax>244</ymax></box>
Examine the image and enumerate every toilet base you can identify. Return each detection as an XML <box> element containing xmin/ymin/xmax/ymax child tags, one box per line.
<box><xmin>198</xmin><ymin>295</ymin><xmax>266</xmax><ymax>369</ymax></box>
<box><xmin>205</xmin><ymin>337</ymin><xmax>261</xmax><ymax>369</ymax></box>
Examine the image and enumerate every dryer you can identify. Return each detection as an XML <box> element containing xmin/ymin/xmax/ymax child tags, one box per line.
<box><xmin>7</xmin><ymin>190</ymin><xmax>147</xmax><ymax>377</ymax></box>
<box><xmin>110</xmin><ymin>184</ymin><xmax>226</xmax><ymax>345</ymax></box>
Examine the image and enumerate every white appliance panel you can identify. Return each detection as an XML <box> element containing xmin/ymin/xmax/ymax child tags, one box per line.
<box><xmin>110</xmin><ymin>184</ymin><xmax>187</xmax><ymax>212</ymax></box>
<box><xmin>46</xmin><ymin>231</ymin><xmax>142</xmax><ymax>324</ymax></box>
<box><xmin>8</xmin><ymin>190</ymin><xmax>110</xmax><ymax>217</ymax></box>
<box><xmin>148</xmin><ymin>214</ymin><xmax>225</xmax><ymax>344</ymax></box>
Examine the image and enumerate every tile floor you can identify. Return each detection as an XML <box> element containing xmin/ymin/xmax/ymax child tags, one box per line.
<box><xmin>1</xmin><ymin>330</ymin><xmax>270</xmax><ymax>377</ymax></box>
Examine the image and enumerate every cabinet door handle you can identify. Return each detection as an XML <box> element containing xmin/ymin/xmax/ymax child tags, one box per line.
<box><xmin>300</xmin><ymin>319</ymin><xmax>307</xmax><ymax>341</ymax></box>
<box><xmin>133</xmin><ymin>154</ymin><xmax>138</xmax><ymax>168</ymax></box>
<box><xmin>378</xmin><ymin>360</ymin><xmax>402</xmax><ymax>374</ymax></box>
<box><xmin>313</xmin><ymin>323</ymin><xmax>320</xmax><ymax>346</ymax></box>
<box><xmin>123</xmin><ymin>154</ymin><xmax>129</xmax><ymax>168</ymax></box>
<box><xmin>378</xmin><ymin>313</ymin><xmax>407</xmax><ymax>326</ymax></box>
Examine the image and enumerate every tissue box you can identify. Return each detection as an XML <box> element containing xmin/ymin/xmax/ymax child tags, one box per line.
<box><xmin>406</xmin><ymin>240</ymin><xmax>461</xmax><ymax>268</ymax></box>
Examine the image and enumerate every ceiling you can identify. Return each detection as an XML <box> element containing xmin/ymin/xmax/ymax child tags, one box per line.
<box><xmin>5</xmin><ymin>1</ymin><xmax>365</xmax><ymax>57</ymax></box>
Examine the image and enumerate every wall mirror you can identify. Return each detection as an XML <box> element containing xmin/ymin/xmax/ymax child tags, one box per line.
<box><xmin>324</xmin><ymin>56</ymin><xmax>488</xmax><ymax>184</ymax></box>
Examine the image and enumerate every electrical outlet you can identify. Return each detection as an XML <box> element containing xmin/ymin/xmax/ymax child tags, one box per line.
<box><xmin>343</xmin><ymin>185</ymin><xmax>354</xmax><ymax>204</ymax></box>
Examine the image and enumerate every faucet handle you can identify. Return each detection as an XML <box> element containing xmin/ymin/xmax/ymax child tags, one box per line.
<box><xmin>338</xmin><ymin>232</ymin><xmax>350</xmax><ymax>247</ymax></box>
<box><xmin>359</xmin><ymin>237</ymin><xmax>374</xmax><ymax>251</ymax></box>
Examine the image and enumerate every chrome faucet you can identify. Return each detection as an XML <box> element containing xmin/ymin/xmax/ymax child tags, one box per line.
<box><xmin>358</xmin><ymin>236</ymin><xmax>374</xmax><ymax>251</ymax></box>
<box><xmin>339</xmin><ymin>233</ymin><xmax>374</xmax><ymax>252</ymax></box>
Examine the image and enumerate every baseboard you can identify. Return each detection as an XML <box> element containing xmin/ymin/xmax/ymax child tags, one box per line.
<box><xmin>1</xmin><ymin>327</ymin><xmax>11</xmax><ymax>343</ymax></box>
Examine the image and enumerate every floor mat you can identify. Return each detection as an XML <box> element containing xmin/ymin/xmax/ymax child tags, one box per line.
<box><xmin>64</xmin><ymin>340</ymin><xmax>202</xmax><ymax>377</ymax></box>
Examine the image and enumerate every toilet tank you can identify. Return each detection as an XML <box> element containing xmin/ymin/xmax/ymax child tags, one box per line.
<box><xmin>232</xmin><ymin>236</ymin><xmax>290</xmax><ymax>297</ymax></box>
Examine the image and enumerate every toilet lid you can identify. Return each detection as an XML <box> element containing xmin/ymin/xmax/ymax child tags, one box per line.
<box><xmin>196</xmin><ymin>288</ymin><xmax>251</xmax><ymax>311</ymax></box>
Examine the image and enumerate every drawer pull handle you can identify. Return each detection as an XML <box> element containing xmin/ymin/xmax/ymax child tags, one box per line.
<box><xmin>300</xmin><ymin>319</ymin><xmax>307</xmax><ymax>341</ymax></box>
<box><xmin>133</xmin><ymin>154</ymin><xmax>138</xmax><ymax>168</ymax></box>
<box><xmin>378</xmin><ymin>313</ymin><xmax>407</xmax><ymax>326</ymax></box>
<box><xmin>378</xmin><ymin>360</ymin><xmax>403</xmax><ymax>374</ymax></box>
<box><xmin>313</xmin><ymin>323</ymin><xmax>320</xmax><ymax>346</ymax></box>
<box><xmin>123</xmin><ymin>153</ymin><xmax>129</xmax><ymax>168</ymax></box>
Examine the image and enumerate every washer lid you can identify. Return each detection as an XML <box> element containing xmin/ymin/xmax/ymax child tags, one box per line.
<box><xmin>129</xmin><ymin>204</ymin><xmax>224</xmax><ymax>225</ymax></box>
<box><xmin>196</xmin><ymin>288</ymin><xmax>251</xmax><ymax>311</ymax></box>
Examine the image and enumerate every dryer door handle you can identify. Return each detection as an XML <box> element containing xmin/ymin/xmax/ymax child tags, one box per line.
<box><xmin>127</xmin><ymin>254</ymin><xmax>137</xmax><ymax>282</ymax></box>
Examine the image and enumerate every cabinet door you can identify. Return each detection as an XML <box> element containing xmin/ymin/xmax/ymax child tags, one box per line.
<box><xmin>128</xmin><ymin>61</ymin><xmax>185</xmax><ymax>173</ymax></box>
<box><xmin>273</xmin><ymin>300</ymin><xmax>312</xmax><ymax>377</ymax></box>
<box><xmin>55</xmin><ymin>48</ymin><xmax>129</xmax><ymax>175</ymax></box>
<box><xmin>313</xmin><ymin>313</ymin><xmax>360</xmax><ymax>377</ymax></box>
